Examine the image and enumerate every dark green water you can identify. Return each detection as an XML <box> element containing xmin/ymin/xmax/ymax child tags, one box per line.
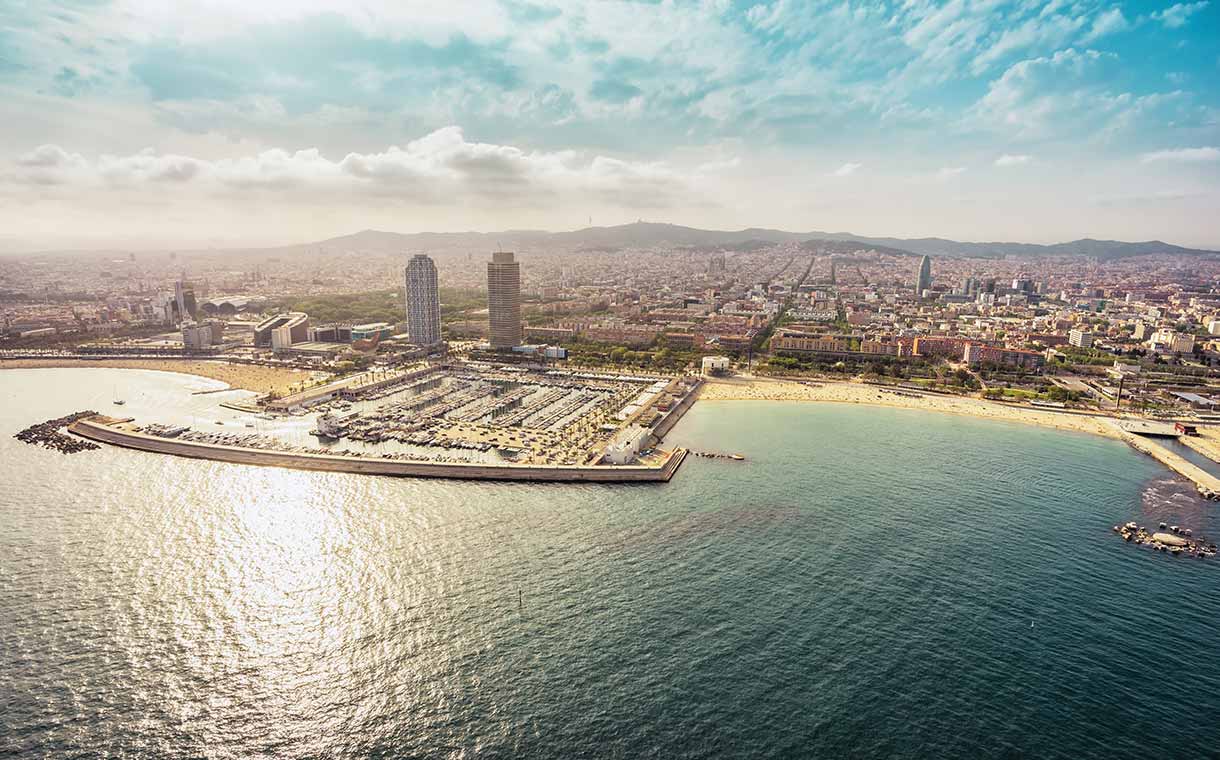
<box><xmin>2</xmin><ymin>369</ymin><xmax>1219</xmax><ymax>758</ymax></box>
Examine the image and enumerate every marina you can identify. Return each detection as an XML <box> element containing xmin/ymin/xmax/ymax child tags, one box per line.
<box><xmin>67</xmin><ymin>415</ymin><xmax>689</xmax><ymax>482</ymax></box>
<box><xmin>59</xmin><ymin>363</ymin><xmax>705</xmax><ymax>482</ymax></box>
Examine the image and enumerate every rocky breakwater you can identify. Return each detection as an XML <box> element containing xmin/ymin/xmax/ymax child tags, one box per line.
<box><xmin>14</xmin><ymin>410</ymin><xmax>103</xmax><ymax>453</ymax></box>
<box><xmin>1114</xmin><ymin>521</ymin><xmax>1218</xmax><ymax>559</ymax></box>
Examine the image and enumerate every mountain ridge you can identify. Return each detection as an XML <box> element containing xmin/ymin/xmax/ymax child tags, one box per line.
<box><xmin>9</xmin><ymin>222</ymin><xmax>1217</xmax><ymax>260</ymax></box>
<box><xmin>297</xmin><ymin>222</ymin><xmax>1217</xmax><ymax>261</ymax></box>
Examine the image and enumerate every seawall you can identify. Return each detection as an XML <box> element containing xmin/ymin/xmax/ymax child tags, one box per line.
<box><xmin>1115</xmin><ymin>424</ymin><xmax>1220</xmax><ymax>499</ymax></box>
<box><xmin>69</xmin><ymin>417</ymin><xmax>687</xmax><ymax>483</ymax></box>
<box><xmin>651</xmin><ymin>378</ymin><xmax>703</xmax><ymax>441</ymax></box>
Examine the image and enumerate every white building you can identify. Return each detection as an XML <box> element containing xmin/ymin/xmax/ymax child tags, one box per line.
<box><xmin>603</xmin><ymin>425</ymin><xmax>651</xmax><ymax>465</ymax></box>
<box><xmin>271</xmin><ymin>324</ymin><xmax>295</xmax><ymax>351</ymax></box>
<box><xmin>404</xmin><ymin>254</ymin><xmax>441</xmax><ymax>346</ymax></box>
<box><xmin>1068</xmin><ymin>328</ymin><xmax>1094</xmax><ymax>348</ymax></box>
<box><xmin>1148</xmin><ymin>328</ymin><xmax>1194</xmax><ymax>354</ymax></box>
<box><xmin>701</xmin><ymin>355</ymin><xmax>731</xmax><ymax>376</ymax></box>
<box><xmin>181</xmin><ymin>321</ymin><xmax>215</xmax><ymax>350</ymax></box>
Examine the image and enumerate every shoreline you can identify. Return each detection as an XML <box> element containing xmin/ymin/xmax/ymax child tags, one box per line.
<box><xmin>700</xmin><ymin>376</ymin><xmax>1124</xmax><ymax>440</ymax></box>
<box><xmin>0</xmin><ymin>358</ymin><xmax>319</xmax><ymax>396</ymax></box>
<box><xmin>702</xmin><ymin>376</ymin><xmax>1220</xmax><ymax>496</ymax></box>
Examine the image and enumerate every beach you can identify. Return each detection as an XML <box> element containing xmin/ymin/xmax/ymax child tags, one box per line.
<box><xmin>0</xmin><ymin>358</ymin><xmax>323</xmax><ymax>395</ymax></box>
<box><xmin>700</xmin><ymin>375</ymin><xmax>1123</xmax><ymax>439</ymax></box>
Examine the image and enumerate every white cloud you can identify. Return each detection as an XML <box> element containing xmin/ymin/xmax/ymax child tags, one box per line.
<box><xmin>831</xmin><ymin>162</ymin><xmax>862</xmax><ymax>177</ymax></box>
<box><xmin>995</xmin><ymin>153</ymin><xmax>1032</xmax><ymax>166</ymax></box>
<box><xmin>5</xmin><ymin>127</ymin><xmax>709</xmax><ymax>207</ymax></box>
<box><xmin>1140</xmin><ymin>146</ymin><xmax>1220</xmax><ymax>163</ymax></box>
<box><xmin>1151</xmin><ymin>1</ymin><xmax>1209</xmax><ymax>28</ymax></box>
<box><xmin>1081</xmin><ymin>8</ymin><xmax>1129</xmax><ymax>42</ymax></box>
<box><xmin>935</xmin><ymin>166</ymin><xmax>966</xmax><ymax>180</ymax></box>
<box><xmin>963</xmin><ymin>49</ymin><xmax>1187</xmax><ymax>140</ymax></box>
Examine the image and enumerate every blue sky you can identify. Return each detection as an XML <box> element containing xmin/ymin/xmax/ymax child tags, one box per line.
<box><xmin>0</xmin><ymin>0</ymin><xmax>1217</xmax><ymax>249</ymax></box>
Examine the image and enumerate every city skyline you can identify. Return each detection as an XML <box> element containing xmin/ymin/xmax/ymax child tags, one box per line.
<box><xmin>1</xmin><ymin>1</ymin><xmax>1217</xmax><ymax>251</ymax></box>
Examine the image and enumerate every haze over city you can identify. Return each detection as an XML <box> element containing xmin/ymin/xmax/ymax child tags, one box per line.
<box><xmin>2</xmin><ymin>0</ymin><xmax>1219</xmax><ymax>251</ymax></box>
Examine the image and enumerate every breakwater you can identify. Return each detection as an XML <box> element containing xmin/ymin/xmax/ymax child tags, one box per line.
<box><xmin>15</xmin><ymin>410</ymin><xmax>101</xmax><ymax>453</ymax></box>
<box><xmin>69</xmin><ymin>416</ymin><xmax>687</xmax><ymax>483</ymax></box>
<box><xmin>650</xmin><ymin>377</ymin><xmax>702</xmax><ymax>440</ymax></box>
<box><xmin>1116</xmin><ymin>425</ymin><xmax>1220</xmax><ymax>499</ymax></box>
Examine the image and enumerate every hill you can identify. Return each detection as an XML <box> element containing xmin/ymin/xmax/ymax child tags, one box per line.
<box><xmin>296</xmin><ymin>223</ymin><xmax>1216</xmax><ymax>260</ymax></box>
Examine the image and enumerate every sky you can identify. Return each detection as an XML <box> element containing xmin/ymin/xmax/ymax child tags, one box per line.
<box><xmin>0</xmin><ymin>0</ymin><xmax>1218</xmax><ymax>251</ymax></box>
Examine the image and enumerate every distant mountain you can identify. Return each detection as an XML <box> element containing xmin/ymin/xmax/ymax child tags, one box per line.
<box><xmin>11</xmin><ymin>222</ymin><xmax>1216</xmax><ymax>260</ymax></box>
<box><xmin>799</xmin><ymin>238</ymin><xmax>919</xmax><ymax>258</ymax></box>
<box><xmin>296</xmin><ymin>223</ymin><xmax>1217</xmax><ymax>261</ymax></box>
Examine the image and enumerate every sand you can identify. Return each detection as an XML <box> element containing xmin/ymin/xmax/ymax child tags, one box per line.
<box><xmin>699</xmin><ymin>375</ymin><xmax>1123</xmax><ymax>440</ymax></box>
<box><xmin>0</xmin><ymin>358</ymin><xmax>325</xmax><ymax>396</ymax></box>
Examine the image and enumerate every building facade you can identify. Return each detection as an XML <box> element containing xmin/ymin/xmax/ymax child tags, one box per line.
<box><xmin>962</xmin><ymin>343</ymin><xmax>1045</xmax><ymax>369</ymax></box>
<box><xmin>1068</xmin><ymin>328</ymin><xmax>1094</xmax><ymax>348</ymax></box>
<box><xmin>915</xmin><ymin>256</ymin><xmax>932</xmax><ymax>297</ymax></box>
<box><xmin>254</xmin><ymin>312</ymin><xmax>309</xmax><ymax>348</ymax></box>
<box><xmin>487</xmin><ymin>251</ymin><xmax>523</xmax><ymax>349</ymax></box>
<box><xmin>404</xmin><ymin>254</ymin><xmax>441</xmax><ymax>346</ymax></box>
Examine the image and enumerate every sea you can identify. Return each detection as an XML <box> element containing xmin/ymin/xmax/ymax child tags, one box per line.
<box><xmin>2</xmin><ymin>368</ymin><xmax>1219</xmax><ymax>759</ymax></box>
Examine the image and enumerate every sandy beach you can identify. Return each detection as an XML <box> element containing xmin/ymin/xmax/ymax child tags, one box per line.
<box><xmin>700</xmin><ymin>375</ymin><xmax>1123</xmax><ymax>440</ymax></box>
<box><xmin>0</xmin><ymin>358</ymin><xmax>325</xmax><ymax>395</ymax></box>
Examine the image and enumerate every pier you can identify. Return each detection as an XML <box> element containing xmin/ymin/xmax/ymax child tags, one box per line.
<box><xmin>1113</xmin><ymin>421</ymin><xmax>1220</xmax><ymax>499</ymax></box>
<box><xmin>68</xmin><ymin>415</ymin><xmax>688</xmax><ymax>483</ymax></box>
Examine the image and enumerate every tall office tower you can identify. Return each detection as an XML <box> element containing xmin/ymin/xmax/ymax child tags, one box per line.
<box><xmin>915</xmin><ymin>255</ymin><xmax>932</xmax><ymax>297</ymax></box>
<box><xmin>487</xmin><ymin>251</ymin><xmax>522</xmax><ymax>349</ymax></box>
<box><xmin>173</xmin><ymin>280</ymin><xmax>197</xmax><ymax>323</ymax></box>
<box><xmin>404</xmin><ymin>254</ymin><xmax>441</xmax><ymax>346</ymax></box>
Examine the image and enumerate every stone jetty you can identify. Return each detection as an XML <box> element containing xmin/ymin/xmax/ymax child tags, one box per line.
<box><xmin>1113</xmin><ymin>521</ymin><xmax>1217</xmax><ymax>559</ymax></box>
<box><xmin>14</xmin><ymin>410</ymin><xmax>102</xmax><ymax>454</ymax></box>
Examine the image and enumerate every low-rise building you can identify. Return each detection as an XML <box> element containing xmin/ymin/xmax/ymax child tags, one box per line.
<box><xmin>962</xmin><ymin>343</ymin><xmax>1045</xmax><ymax>369</ymax></box>
<box><xmin>701</xmin><ymin>355</ymin><xmax>731</xmax><ymax>376</ymax></box>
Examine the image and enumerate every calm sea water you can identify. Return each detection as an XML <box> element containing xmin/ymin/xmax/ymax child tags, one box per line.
<box><xmin>2</xmin><ymin>368</ymin><xmax>1219</xmax><ymax>759</ymax></box>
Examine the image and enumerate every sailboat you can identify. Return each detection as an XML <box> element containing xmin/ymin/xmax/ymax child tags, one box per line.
<box><xmin>112</xmin><ymin>384</ymin><xmax>125</xmax><ymax>405</ymax></box>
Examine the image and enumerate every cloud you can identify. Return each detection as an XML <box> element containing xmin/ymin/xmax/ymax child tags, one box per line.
<box><xmin>964</xmin><ymin>48</ymin><xmax>1188</xmax><ymax>141</ymax></box>
<box><xmin>1081</xmin><ymin>8</ymin><xmax>1129</xmax><ymax>42</ymax></box>
<box><xmin>1151</xmin><ymin>1</ymin><xmax>1210</xmax><ymax>28</ymax></box>
<box><xmin>935</xmin><ymin>166</ymin><xmax>966</xmax><ymax>180</ymax></box>
<box><xmin>994</xmin><ymin>153</ymin><xmax>1032</xmax><ymax>166</ymax></box>
<box><xmin>831</xmin><ymin>162</ymin><xmax>862</xmax><ymax>177</ymax></box>
<box><xmin>1139</xmin><ymin>146</ymin><xmax>1220</xmax><ymax>163</ymax></box>
<box><xmin>5</xmin><ymin>126</ymin><xmax>707</xmax><ymax>207</ymax></box>
<box><xmin>588</xmin><ymin>79</ymin><xmax>643</xmax><ymax>104</ymax></box>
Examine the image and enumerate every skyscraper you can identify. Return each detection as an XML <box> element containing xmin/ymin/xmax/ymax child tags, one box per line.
<box><xmin>487</xmin><ymin>251</ymin><xmax>522</xmax><ymax>349</ymax></box>
<box><xmin>404</xmin><ymin>254</ymin><xmax>441</xmax><ymax>346</ymax></box>
<box><xmin>915</xmin><ymin>255</ymin><xmax>932</xmax><ymax>297</ymax></box>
